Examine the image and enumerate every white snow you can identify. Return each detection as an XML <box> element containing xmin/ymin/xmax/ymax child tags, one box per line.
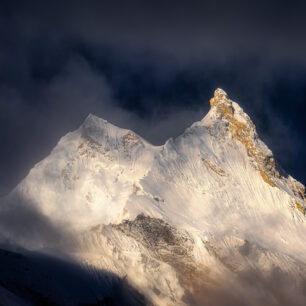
<box><xmin>2</xmin><ymin>89</ymin><xmax>306</xmax><ymax>305</ymax></box>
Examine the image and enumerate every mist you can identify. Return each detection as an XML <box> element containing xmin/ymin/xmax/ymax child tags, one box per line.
<box><xmin>0</xmin><ymin>1</ymin><xmax>305</xmax><ymax>305</ymax></box>
<box><xmin>0</xmin><ymin>0</ymin><xmax>305</xmax><ymax>195</ymax></box>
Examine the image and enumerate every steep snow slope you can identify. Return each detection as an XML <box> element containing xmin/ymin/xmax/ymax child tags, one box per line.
<box><xmin>2</xmin><ymin>89</ymin><xmax>306</xmax><ymax>305</ymax></box>
<box><xmin>10</xmin><ymin>114</ymin><xmax>160</xmax><ymax>229</ymax></box>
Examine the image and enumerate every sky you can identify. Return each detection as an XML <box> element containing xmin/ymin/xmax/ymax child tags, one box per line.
<box><xmin>0</xmin><ymin>0</ymin><xmax>306</xmax><ymax>195</ymax></box>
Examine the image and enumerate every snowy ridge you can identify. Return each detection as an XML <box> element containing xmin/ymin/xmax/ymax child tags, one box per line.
<box><xmin>2</xmin><ymin>89</ymin><xmax>306</xmax><ymax>305</ymax></box>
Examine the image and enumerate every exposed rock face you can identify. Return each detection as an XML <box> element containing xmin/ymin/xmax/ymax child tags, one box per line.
<box><xmin>210</xmin><ymin>89</ymin><xmax>305</xmax><ymax>212</ymax></box>
<box><xmin>113</xmin><ymin>214</ymin><xmax>198</xmax><ymax>289</ymax></box>
<box><xmin>210</xmin><ymin>89</ymin><xmax>280</xmax><ymax>187</ymax></box>
<box><xmin>114</xmin><ymin>214</ymin><xmax>192</xmax><ymax>253</ymax></box>
<box><xmin>202</xmin><ymin>158</ymin><xmax>226</xmax><ymax>176</ymax></box>
<box><xmin>76</xmin><ymin>215</ymin><xmax>306</xmax><ymax>306</ymax></box>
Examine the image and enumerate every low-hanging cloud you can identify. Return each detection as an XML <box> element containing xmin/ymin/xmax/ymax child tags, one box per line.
<box><xmin>0</xmin><ymin>55</ymin><xmax>207</xmax><ymax>195</ymax></box>
<box><xmin>0</xmin><ymin>195</ymin><xmax>67</xmax><ymax>250</ymax></box>
<box><xmin>1</xmin><ymin>191</ymin><xmax>305</xmax><ymax>306</ymax></box>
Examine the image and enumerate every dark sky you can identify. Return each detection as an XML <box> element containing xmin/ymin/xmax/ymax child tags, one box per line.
<box><xmin>0</xmin><ymin>0</ymin><xmax>306</xmax><ymax>195</ymax></box>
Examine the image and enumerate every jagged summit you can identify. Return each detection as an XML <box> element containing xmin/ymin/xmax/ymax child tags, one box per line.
<box><xmin>82</xmin><ymin>89</ymin><xmax>254</xmax><ymax>148</ymax></box>
<box><xmin>209</xmin><ymin>88</ymin><xmax>231</xmax><ymax>112</ymax></box>
<box><xmin>207</xmin><ymin>89</ymin><xmax>278</xmax><ymax>185</ymax></box>
<box><xmin>208</xmin><ymin>89</ymin><xmax>305</xmax><ymax>203</ymax></box>
<box><xmin>209</xmin><ymin>88</ymin><xmax>253</xmax><ymax>127</ymax></box>
<box><xmin>211</xmin><ymin>88</ymin><xmax>228</xmax><ymax>102</ymax></box>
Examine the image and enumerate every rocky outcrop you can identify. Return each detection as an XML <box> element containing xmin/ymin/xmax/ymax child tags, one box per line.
<box><xmin>113</xmin><ymin>215</ymin><xmax>198</xmax><ymax>285</ymax></box>
<box><xmin>210</xmin><ymin>89</ymin><xmax>280</xmax><ymax>187</ymax></box>
<box><xmin>210</xmin><ymin>89</ymin><xmax>305</xmax><ymax>213</ymax></box>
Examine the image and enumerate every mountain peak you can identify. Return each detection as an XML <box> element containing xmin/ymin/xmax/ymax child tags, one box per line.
<box><xmin>81</xmin><ymin>113</ymin><xmax>132</xmax><ymax>137</ymax></box>
<box><xmin>209</xmin><ymin>88</ymin><xmax>232</xmax><ymax>112</ymax></box>
<box><xmin>80</xmin><ymin>113</ymin><xmax>152</xmax><ymax>151</ymax></box>
<box><xmin>209</xmin><ymin>88</ymin><xmax>251</xmax><ymax>126</ymax></box>
<box><xmin>213</xmin><ymin>88</ymin><xmax>228</xmax><ymax>100</ymax></box>
<box><xmin>206</xmin><ymin>88</ymin><xmax>284</xmax><ymax>188</ymax></box>
<box><xmin>4</xmin><ymin>89</ymin><xmax>306</xmax><ymax>306</ymax></box>
<box><xmin>83</xmin><ymin>113</ymin><xmax>108</xmax><ymax>127</ymax></box>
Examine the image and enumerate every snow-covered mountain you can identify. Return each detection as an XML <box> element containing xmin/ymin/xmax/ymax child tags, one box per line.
<box><xmin>1</xmin><ymin>89</ymin><xmax>306</xmax><ymax>305</ymax></box>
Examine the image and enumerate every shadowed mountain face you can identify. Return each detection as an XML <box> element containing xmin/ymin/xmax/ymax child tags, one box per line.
<box><xmin>0</xmin><ymin>248</ymin><xmax>148</xmax><ymax>306</ymax></box>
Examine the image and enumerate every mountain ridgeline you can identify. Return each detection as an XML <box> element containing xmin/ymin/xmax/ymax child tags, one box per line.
<box><xmin>0</xmin><ymin>89</ymin><xmax>306</xmax><ymax>305</ymax></box>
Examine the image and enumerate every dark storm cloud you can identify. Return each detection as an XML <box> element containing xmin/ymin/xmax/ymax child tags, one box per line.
<box><xmin>4</xmin><ymin>0</ymin><xmax>306</xmax><ymax>62</ymax></box>
<box><xmin>0</xmin><ymin>0</ymin><xmax>305</xmax><ymax>195</ymax></box>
